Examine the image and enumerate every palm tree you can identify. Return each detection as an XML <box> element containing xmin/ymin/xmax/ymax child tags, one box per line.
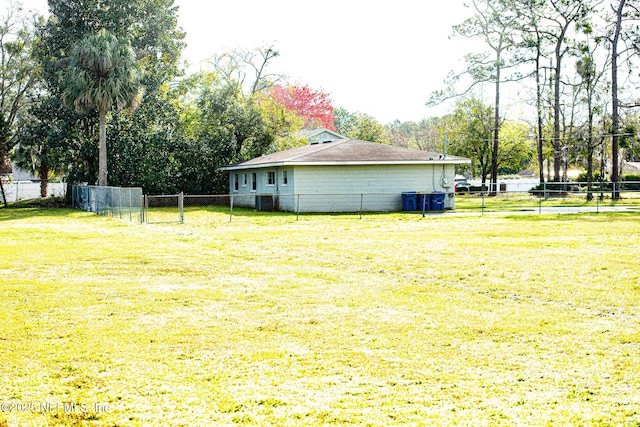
<box><xmin>62</xmin><ymin>30</ymin><xmax>143</xmax><ymax>187</ymax></box>
<box><xmin>12</xmin><ymin>99</ymin><xmax>63</xmax><ymax>198</ymax></box>
<box><xmin>12</xmin><ymin>137</ymin><xmax>53</xmax><ymax>198</ymax></box>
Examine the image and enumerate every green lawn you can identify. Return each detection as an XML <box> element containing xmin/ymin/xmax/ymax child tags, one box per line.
<box><xmin>455</xmin><ymin>191</ymin><xmax>640</xmax><ymax>212</ymax></box>
<box><xmin>1</xmin><ymin>207</ymin><xmax>639</xmax><ymax>426</ymax></box>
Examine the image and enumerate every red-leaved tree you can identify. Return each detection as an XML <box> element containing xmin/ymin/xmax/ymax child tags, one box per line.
<box><xmin>271</xmin><ymin>84</ymin><xmax>336</xmax><ymax>130</ymax></box>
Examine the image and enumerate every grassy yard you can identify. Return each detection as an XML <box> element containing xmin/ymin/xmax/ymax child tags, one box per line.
<box><xmin>455</xmin><ymin>191</ymin><xmax>640</xmax><ymax>213</ymax></box>
<box><xmin>0</xmin><ymin>207</ymin><xmax>639</xmax><ymax>426</ymax></box>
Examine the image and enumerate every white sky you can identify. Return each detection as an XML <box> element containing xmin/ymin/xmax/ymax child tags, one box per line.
<box><xmin>176</xmin><ymin>0</ymin><xmax>475</xmax><ymax>124</ymax></box>
<box><xmin>15</xmin><ymin>0</ymin><xmax>479</xmax><ymax>124</ymax></box>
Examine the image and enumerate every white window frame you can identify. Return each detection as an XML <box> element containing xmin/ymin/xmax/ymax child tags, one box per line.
<box><xmin>266</xmin><ymin>171</ymin><xmax>276</xmax><ymax>186</ymax></box>
<box><xmin>233</xmin><ymin>174</ymin><xmax>239</xmax><ymax>192</ymax></box>
<box><xmin>282</xmin><ymin>170</ymin><xmax>288</xmax><ymax>186</ymax></box>
<box><xmin>251</xmin><ymin>173</ymin><xmax>257</xmax><ymax>192</ymax></box>
<box><xmin>242</xmin><ymin>173</ymin><xmax>247</xmax><ymax>187</ymax></box>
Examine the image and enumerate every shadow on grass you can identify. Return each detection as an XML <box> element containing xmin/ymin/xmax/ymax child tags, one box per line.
<box><xmin>2</xmin><ymin>196</ymin><xmax>67</xmax><ymax>208</ymax></box>
<box><xmin>191</xmin><ymin>205</ymin><xmax>406</xmax><ymax>222</ymax></box>
<box><xmin>185</xmin><ymin>205</ymin><xmax>285</xmax><ymax>218</ymax></box>
<box><xmin>505</xmin><ymin>211</ymin><xmax>640</xmax><ymax>222</ymax></box>
<box><xmin>0</xmin><ymin>197</ymin><xmax>77</xmax><ymax>221</ymax></box>
<box><xmin>0</xmin><ymin>207</ymin><xmax>80</xmax><ymax>222</ymax></box>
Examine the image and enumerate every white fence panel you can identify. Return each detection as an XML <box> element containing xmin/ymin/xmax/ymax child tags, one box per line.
<box><xmin>1</xmin><ymin>182</ymin><xmax>66</xmax><ymax>203</ymax></box>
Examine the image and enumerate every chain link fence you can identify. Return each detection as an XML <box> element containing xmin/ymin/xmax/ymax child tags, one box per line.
<box><xmin>72</xmin><ymin>185</ymin><xmax>144</xmax><ymax>222</ymax></box>
<box><xmin>71</xmin><ymin>182</ymin><xmax>640</xmax><ymax>224</ymax></box>
<box><xmin>182</xmin><ymin>184</ymin><xmax>640</xmax><ymax>221</ymax></box>
<box><xmin>451</xmin><ymin>182</ymin><xmax>640</xmax><ymax>215</ymax></box>
<box><xmin>143</xmin><ymin>193</ymin><xmax>184</xmax><ymax>224</ymax></box>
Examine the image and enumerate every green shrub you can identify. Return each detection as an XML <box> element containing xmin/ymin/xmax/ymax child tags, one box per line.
<box><xmin>621</xmin><ymin>174</ymin><xmax>640</xmax><ymax>190</ymax></box>
<box><xmin>529</xmin><ymin>182</ymin><xmax>567</xmax><ymax>195</ymax></box>
<box><xmin>621</xmin><ymin>174</ymin><xmax>640</xmax><ymax>181</ymax></box>
<box><xmin>6</xmin><ymin>197</ymin><xmax>68</xmax><ymax>209</ymax></box>
<box><xmin>575</xmin><ymin>171</ymin><xmax>604</xmax><ymax>183</ymax></box>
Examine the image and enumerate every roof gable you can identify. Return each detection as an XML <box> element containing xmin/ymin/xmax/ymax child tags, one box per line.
<box><xmin>294</xmin><ymin>128</ymin><xmax>347</xmax><ymax>144</ymax></box>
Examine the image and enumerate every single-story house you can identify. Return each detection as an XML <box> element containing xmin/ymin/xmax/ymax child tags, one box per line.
<box><xmin>220</xmin><ymin>138</ymin><xmax>471</xmax><ymax>213</ymax></box>
<box><xmin>11</xmin><ymin>163</ymin><xmax>39</xmax><ymax>181</ymax></box>
<box><xmin>622</xmin><ymin>162</ymin><xmax>640</xmax><ymax>175</ymax></box>
<box><xmin>516</xmin><ymin>169</ymin><xmax>537</xmax><ymax>178</ymax></box>
<box><xmin>0</xmin><ymin>161</ymin><xmax>39</xmax><ymax>182</ymax></box>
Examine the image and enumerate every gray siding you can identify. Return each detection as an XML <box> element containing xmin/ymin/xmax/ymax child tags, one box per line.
<box><xmin>230</xmin><ymin>167</ymin><xmax>295</xmax><ymax>210</ymax></box>
<box><xmin>293</xmin><ymin>164</ymin><xmax>455</xmax><ymax>213</ymax></box>
<box><xmin>229</xmin><ymin>164</ymin><xmax>456</xmax><ymax>213</ymax></box>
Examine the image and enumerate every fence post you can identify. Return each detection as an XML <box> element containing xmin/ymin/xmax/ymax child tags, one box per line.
<box><xmin>360</xmin><ymin>193</ymin><xmax>363</xmax><ymax>219</ymax></box>
<box><xmin>481</xmin><ymin>191</ymin><xmax>485</xmax><ymax>216</ymax></box>
<box><xmin>97</xmin><ymin>187</ymin><xmax>102</xmax><ymax>215</ymax></box>
<box><xmin>139</xmin><ymin>193</ymin><xmax>144</xmax><ymax>223</ymax></box>
<box><xmin>296</xmin><ymin>194</ymin><xmax>300</xmax><ymax>221</ymax></box>
<box><xmin>421</xmin><ymin>192</ymin><xmax>426</xmax><ymax>218</ymax></box>
<box><xmin>229</xmin><ymin>194</ymin><xmax>234</xmax><ymax>223</ymax></box>
<box><xmin>539</xmin><ymin>193</ymin><xmax>542</xmax><ymax>215</ymax></box>
<box><xmin>179</xmin><ymin>191</ymin><xmax>184</xmax><ymax>224</ymax></box>
<box><xmin>92</xmin><ymin>187</ymin><xmax>102</xmax><ymax>215</ymax></box>
<box><xmin>144</xmin><ymin>194</ymin><xmax>149</xmax><ymax>223</ymax></box>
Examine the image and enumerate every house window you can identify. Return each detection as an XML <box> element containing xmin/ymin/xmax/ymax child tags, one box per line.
<box><xmin>282</xmin><ymin>170</ymin><xmax>288</xmax><ymax>186</ymax></box>
<box><xmin>267</xmin><ymin>171</ymin><xmax>275</xmax><ymax>186</ymax></box>
<box><xmin>243</xmin><ymin>173</ymin><xmax>247</xmax><ymax>187</ymax></box>
<box><xmin>233</xmin><ymin>174</ymin><xmax>239</xmax><ymax>191</ymax></box>
<box><xmin>251</xmin><ymin>173</ymin><xmax>257</xmax><ymax>191</ymax></box>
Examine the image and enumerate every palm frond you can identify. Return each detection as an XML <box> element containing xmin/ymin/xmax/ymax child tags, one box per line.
<box><xmin>62</xmin><ymin>29</ymin><xmax>143</xmax><ymax>115</ymax></box>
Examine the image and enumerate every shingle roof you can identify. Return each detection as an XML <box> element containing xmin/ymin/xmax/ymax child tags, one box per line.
<box><xmin>221</xmin><ymin>139</ymin><xmax>470</xmax><ymax>170</ymax></box>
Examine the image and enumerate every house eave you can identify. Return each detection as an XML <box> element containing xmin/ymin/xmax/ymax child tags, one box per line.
<box><xmin>219</xmin><ymin>158</ymin><xmax>471</xmax><ymax>171</ymax></box>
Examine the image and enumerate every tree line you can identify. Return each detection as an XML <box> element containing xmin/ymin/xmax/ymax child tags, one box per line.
<box><xmin>428</xmin><ymin>0</ymin><xmax>640</xmax><ymax>198</ymax></box>
<box><xmin>0</xmin><ymin>0</ymin><xmax>639</xmax><ymax>205</ymax></box>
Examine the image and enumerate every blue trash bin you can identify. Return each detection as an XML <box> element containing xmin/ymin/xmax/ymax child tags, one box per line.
<box><xmin>417</xmin><ymin>193</ymin><xmax>431</xmax><ymax>212</ymax></box>
<box><xmin>430</xmin><ymin>192</ymin><xmax>445</xmax><ymax>211</ymax></box>
<box><xmin>401</xmin><ymin>192</ymin><xmax>417</xmax><ymax>211</ymax></box>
